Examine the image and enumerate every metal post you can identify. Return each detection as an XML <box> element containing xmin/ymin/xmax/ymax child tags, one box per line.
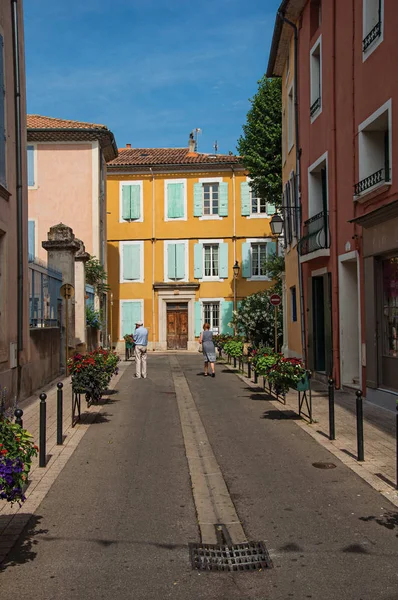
<box><xmin>65</xmin><ymin>296</ymin><xmax>69</xmax><ymax>369</ymax></box>
<box><xmin>254</xmin><ymin>369</ymin><xmax>258</xmax><ymax>384</ymax></box>
<box><xmin>328</xmin><ymin>378</ymin><xmax>335</xmax><ymax>440</ymax></box>
<box><xmin>356</xmin><ymin>390</ymin><xmax>364</xmax><ymax>462</ymax></box>
<box><xmin>14</xmin><ymin>408</ymin><xmax>23</xmax><ymax>427</ymax></box>
<box><xmin>248</xmin><ymin>360</ymin><xmax>251</xmax><ymax>379</ymax></box>
<box><xmin>39</xmin><ymin>393</ymin><xmax>47</xmax><ymax>467</ymax></box>
<box><xmin>274</xmin><ymin>306</ymin><xmax>278</xmax><ymax>353</ymax></box>
<box><xmin>233</xmin><ymin>356</ymin><xmax>237</xmax><ymax>368</ymax></box>
<box><xmin>57</xmin><ymin>382</ymin><xmax>63</xmax><ymax>445</ymax></box>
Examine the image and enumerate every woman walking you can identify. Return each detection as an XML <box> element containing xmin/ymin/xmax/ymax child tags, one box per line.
<box><xmin>199</xmin><ymin>323</ymin><xmax>216</xmax><ymax>377</ymax></box>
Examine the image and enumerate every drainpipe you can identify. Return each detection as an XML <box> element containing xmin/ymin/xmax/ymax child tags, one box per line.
<box><xmin>11</xmin><ymin>0</ymin><xmax>24</xmax><ymax>396</ymax></box>
<box><xmin>277</xmin><ymin>11</ymin><xmax>307</xmax><ymax>366</ymax></box>
<box><xmin>150</xmin><ymin>167</ymin><xmax>155</xmax><ymax>350</ymax></box>
<box><xmin>331</xmin><ymin>0</ymin><xmax>340</xmax><ymax>384</ymax></box>
<box><xmin>231</xmin><ymin>165</ymin><xmax>236</xmax><ymax>263</ymax></box>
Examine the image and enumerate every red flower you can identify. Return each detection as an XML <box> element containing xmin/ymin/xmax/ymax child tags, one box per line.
<box><xmin>1</xmin><ymin>449</ymin><xmax>8</xmax><ymax>455</ymax></box>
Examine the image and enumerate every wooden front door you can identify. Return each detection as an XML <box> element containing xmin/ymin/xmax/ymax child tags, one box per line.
<box><xmin>167</xmin><ymin>303</ymin><xmax>188</xmax><ymax>350</ymax></box>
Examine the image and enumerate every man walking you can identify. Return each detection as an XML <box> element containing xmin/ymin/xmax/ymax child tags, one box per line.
<box><xmin>133</xmin><ymin>320</ymin><xmax>148</xmax><ymax>378</ymax></box>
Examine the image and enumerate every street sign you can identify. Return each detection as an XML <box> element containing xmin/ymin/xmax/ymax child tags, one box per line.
<box><xmin>60</xmin><ymin>283</ymin><xmax>75</xmax><ymax>300</ymax></box>
<box><xmin>269</xmin><ymin>293</ymin><xmax>281</xmax><ymax>307</ymax></box>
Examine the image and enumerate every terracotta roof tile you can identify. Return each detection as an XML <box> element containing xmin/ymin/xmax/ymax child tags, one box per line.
<box><xmin>27</xmin><ymin>114</ymin><xmax>109</xmax><ymax>130</ymax></box>
<box><xmin>108</xmin><ymin>147</ymin><xmax>242</xmax><ymax>167</ymax></box>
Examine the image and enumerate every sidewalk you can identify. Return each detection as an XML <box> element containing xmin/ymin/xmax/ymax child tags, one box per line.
<box><xmin>224</xmin><ymin>360</ymin><xmax>398</xmax><ymax>508</ymax></box>
<box><xmin>0</xmin><ymin>360</ymin><xmax>131</xmax><ymax>563</ymax></box>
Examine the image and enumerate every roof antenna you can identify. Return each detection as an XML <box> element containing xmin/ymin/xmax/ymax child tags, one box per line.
<box><xmin>191</xmin><ymin>128</ymin><xmax>202</xmax><ymax>152</ymax></box>
<box><xmin>213</xmin><ymin>140</ymin><xmax>218</xmax><ymax>154</ymax></box>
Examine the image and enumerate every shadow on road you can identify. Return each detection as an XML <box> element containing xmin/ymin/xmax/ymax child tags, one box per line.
<box><xmin>262</xmin><ymin>409</ymin><xmax>300</xmax><ymax>420</ymax></box>
<box><xmin>359</xmin><ymin>511</ymin><xmax>398</xmax><ymax>536</ymax></box>
<box><xmin>0</xmin><ymin>514</ymin><xmax>47</xmax><ymax>572</ymax></box>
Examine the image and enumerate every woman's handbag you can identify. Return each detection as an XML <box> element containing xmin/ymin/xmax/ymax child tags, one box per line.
<box><xmin>198</xmin><ymin>343</ymin><xmax>202</xmax><ymax>352</ymax></box>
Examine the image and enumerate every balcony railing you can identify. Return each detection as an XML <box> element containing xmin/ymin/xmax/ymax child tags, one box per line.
<box><xmin>310</xmin><ymin>96</ymin><xmax>321</xmax><ymax>118</ymax></box>
<box><xmin>298</xmin><ymin>210</ymin><xmax>329</xmax><ymax>257</ymax></box>
<box><xmin>354</xmin><ymin>167</ymin><xmax>387</xmax><ymax>196</ymax></box>
<box><xmin>362</xmin><ymin>21</ymin><xmax>382</xmax><ymax>52</ymax></box>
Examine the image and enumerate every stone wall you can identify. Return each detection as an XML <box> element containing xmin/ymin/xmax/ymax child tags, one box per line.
<box><xmin>21</xmin><ymin>328</ymin><xmax>61</xmax><ymax>398</ymax></box>
<box><xmin>86</xmin><ymin>327</ymin><xmax>99</xmax><ymax>353</ymax></box>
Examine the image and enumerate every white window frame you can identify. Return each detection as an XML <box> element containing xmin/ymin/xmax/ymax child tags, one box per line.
<box><xmin>245</xmin><ymin>237</ymin><xmax>274</xmax><ymax>282</ymax></box>
<box><xmin>119</xmin><ymin>299</ymin><xmax>144</xmax><ymax>340</ymax></box>
<box><xmin>362</xmin><ymin>0</ymin><xmax>384</xmax><ymax>61</ymax></box>
<box><xmin>310</xmin><ymin>35</ymin><xmax>322</xmax><ymax>123</ymax></box>
<box><xmin>164</xmin><ymin>178</ymin><xmax>187</xmax><ymax>222</ymax></box>
<box><xmin>287</xmin><ymin>83</ymin><xmax>294</xmax><ymax>152</ymax></box>
<box><xmin>119</xmin><ymin>180</ymin><xmax>144</xmax><ymax>223</ymax></box>
<box><xmin>163</xmin><ymin>239</ymin><xmax>189</xmax><ymax>283</ymax></box>
<box><xmin>198</xmin><ymin>177</ymin><xmax>224</xmax><ymax>221</ymax></box>
<box><xmin>308</xmin><ymin>151</ymin><xmax>329</xmax><ymax>219</ymax></box>
<box><xmin>245</xmin><ymin>177</ymin><xmax>271</xmax><ymax>219</ymax></box>
<box><xmin>356</xmin><ymin>98</ymin><xmax>392</xmax><ymax>199</ymax></box>
<box><xmin>199</xmin><ymin>238</ymin><xmax>224</xmax><ymax>282</ymax></box>
<box><xmin>119</xmin><ymin>240</ymin><xmax>144</xmax><ymax>283</ymax></box>
<box><xmin>200</xmin><ymin>297</ymin><xmax>223</xmax><ymax>333</ymax></box>
<box><xmin>27</xmin><ymin>143</ymin><xmax>38</xmax><ymax>190</ymax></box>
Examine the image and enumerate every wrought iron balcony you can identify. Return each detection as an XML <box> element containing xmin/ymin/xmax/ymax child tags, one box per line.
<box><xmin>310</xmin><ymin>96</ymin><xmax>321</xmax><ymax>118</ymax></box>
<box><xmin>362</xmin><ymin>21</ymin><xmax>381</xmax><ymax>52</ymax></box>
<box><xmin>298</xmin><ymin>210</ymin><xmax>329</xmax><ymax>257</ymax></box>
<box><xmin>354</xmin><ymin>167</ymin><xmax>388</xmax><ymax>196</ymax></box>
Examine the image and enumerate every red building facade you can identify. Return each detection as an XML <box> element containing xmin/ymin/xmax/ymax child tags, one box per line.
<box><xmin>268</xmin><ymin>0</ymin><xmax>397</xmax><ymax>410</ymax></box>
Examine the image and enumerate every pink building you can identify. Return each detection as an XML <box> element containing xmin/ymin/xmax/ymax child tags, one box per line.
<box><xmin>0</xmin><ymin>0</ymin><xmax>30</xmax><ymax>400</ymax></box>
<box><xmin>268</xmin><ymin>0</ymin><xmax>398</xmax><ymax>410</ymax></box>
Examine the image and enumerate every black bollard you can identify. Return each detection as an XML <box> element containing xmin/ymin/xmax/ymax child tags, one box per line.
<box><xmin>233</xmin><ymin>356</ymin><xmax>237</xmax><ymax>368</ymax></box>
<box><xmin>14</xmin><ymin>408</ymin><xmax>23</xmax><ymax>428</ymax></box>
<box><xmin>356</xmin><ymin>390</ymin><xmax>364</xmax><ymax>462</ymax></box>
<box><xmin>254</xmin><ymin>369</ymin><xmax>258</xmax><ymax>384</ymax></box>
<box><xmin>57</xmin><ymin>382</ymin><xmax>63</xmax><ymax>446</ymax></box>
<box><xmin>39</xmin><ymin>393</ymin><xmax>47</xmax><ymax>468</ymax></box>
<box><xmin>248</xmin><ymin>360</ymin><xmax>251</xmax><ymax>379</ymax></box>
<box><xmin>328</xmin><ymin>378</ymin><xmax>336</xmax><ymax>441</ymax></box>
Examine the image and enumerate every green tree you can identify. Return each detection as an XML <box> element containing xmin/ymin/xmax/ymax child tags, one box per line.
<box><xmin>237</xmin><ymin>76</ymin><xmax>282</xmax><ymax>205</ymax></box>
<box><xmin>263</xmin><ymin>252</ymin><xmax>285</xmax><ymax>297</ymax></box>
<box><xmin>85</xmin><ymin>257</ymin><xmax>110</xmax><ymax>296</ymax></box>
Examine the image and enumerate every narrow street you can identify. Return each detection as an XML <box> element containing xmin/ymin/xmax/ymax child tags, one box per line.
<box><xmin>1</xmin><ymin>354</ymin><xmax>397</xmax><ymax>600</ymax></box>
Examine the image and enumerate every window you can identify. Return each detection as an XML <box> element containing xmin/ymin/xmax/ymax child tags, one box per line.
<box><xmin>27</xmin><ymin>145</ymin><xmax>35</xmax><ymax>187</ymax></box>
<box><xmin>120</xmin><ymin>241</ymin><xmax>144</xmax><ymax>283</ymax></box>
<box><xmin>28</xmin><ymin>220</ymin><xmax>35</xmax><ymax>259</ymax></box>
<box><xmin>204</xmin><ymin>244</ymin><xmax>219</xmax><ymax>277</ymax></box>
<box><xmin>382</xmin><ymin>257</ymin><xmax>398</xmax><ymax>358</ymax></box>
<box><xmin>291</xmin><ymin>286</ymin><xmax>297</xmax><ymax>322</ymax></box>
<box><xmin>203</xmin><ymin>302</ymin><xmax>220</xmax><ymax>333</ymax></box>
<box><xmin>287</xmin><ymin>86</ymin><xmax>294</xmax><ymax>150</ymax></box>
<box><xmin>356</xmin><ymin>100</ymin><xmax>391</xmax><ymax>197</ymax></box>
<box><xmin>310</xmin><ymin>0</ymin><xmax>322</xmax><ymax>38</ymax></box>
<box><xmin>0</xmin><ymin>34</ymin><xmax>6</xmax><ymax>188</ymax></box>
<box><xmin>120</xmin><ymin>181</ymin><xmax>143</xmax><ymax>222</ymax></box>
<box><xmin>242</xmin><ymin>239</ymin><xmax>276</xmax><ymax>280</ymax></box>
<box><xmin>165</xmin><ymin>179</ymin><xmax>186</xmax><ymax>221</ymax></box>
<box><xmin>308</xmin><ymin>154</ymin><xmax>328</xmax><ymax>219</ymax></box>
<box><xmin>251</xmin><ymin>243</ymin><xmax>267</xmax><ymax>277</ymax></box>
<box><xmin>120</xmin><ymin>300</ymin><xmax>143</xmax><ymax>338</ymax></box>
<box><xmin>310</xmin><ymin>36</ymin><xmax>322</xmax><ymax>121</ymax></box>
<box><xmin>165</xmin><ymin>241</ymin><xmax>187</xmax><ymax>281</ymax></box>
<box><xmin>203</xmin><ymin>183</ymin><xmax>219</xmax><ymax>216</ymax></box>
<box><xmin>250</xmin><ymin>188</ymin><xmax>267</xmax><ymax>214</ymax></box>
<box><xmin>363</xmin><ymin>0</ymin><xmax>383</xmax><ymax>55</ymax></box>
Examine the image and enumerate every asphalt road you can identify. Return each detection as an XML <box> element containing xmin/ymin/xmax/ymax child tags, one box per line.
<box><xmin>1</xmin><ymin>354</ymin><xmax>397</xmax><ymax>600</ymax></box>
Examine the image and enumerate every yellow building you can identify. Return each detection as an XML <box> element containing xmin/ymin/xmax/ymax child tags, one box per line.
<box><xmin>107</xmin><ymin>139</ymin><xmax>277</xmax><ymax>351</ymax></box>
<box><xmin>267</xmin><ymin>13</ymin><xmax>303</xmax><ymax>359</ymax></box>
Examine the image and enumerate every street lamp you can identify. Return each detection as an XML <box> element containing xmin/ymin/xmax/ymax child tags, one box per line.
<box><xmin>233</xmin><ymin>260</ymin><xmax>240</xmax><ymax>335</ymax></box>
<box><xmin>270</xmin><ymin>213</ymin><xmax>284</xmax><ymax>237</ymax></box>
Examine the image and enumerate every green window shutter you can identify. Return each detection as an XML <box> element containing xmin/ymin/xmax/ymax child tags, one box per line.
<box><xmin>219</xmin><ymin>182</ymin><xmax>229</xmax><ymax>216</ymax></box>
<box><xmin>167</xmin><ymin>183</ymin><xmax>184</xmax><ymax>218</ymax></box>
<box><xmin>219</xmin><ymin>242</ymin><xmax>228</xmax><ymax>278</ymax></box>
<box><xmin>194</xmin><ymin>183</ymin><xmax>203</xmax><ymax>217</ymax></box>
<box><xmin>195</xmin><ymin>301</ymin><xmax>202</xmax><ymax>337</ymax></box>
<box><xmin>242</xmin><ymin>242</ymin><xmax>251</xmax><ymax>278</ymax></box>
<box><xmin>28</xmin><ymin>221</ymin><xmax>35</xmax><ymax>259</ymax></box>
<box><xmin>167</xmin><ymin>243</ymin><xmax>177</xmax><ymax>279</ymax></box>
<box><xmin>130</xmin><ymin>185</ymin><xmax>141</xmax><ymax>220</ymax></box>
<box><xmin>123</xmin><ymin>244</ymin><xmax>141</xmax><ymax>280</ymax></box>
<box><xmin>122</xmin><ymin>301</ymin><xmax>142</xmax><ymax>337</ymax></box>
<box><xmin>267</xmin><ymin>241</ymin><xmax>277</xmax><ymax>259</ymax></box>
<box><xmin>241</xmin><ymin>182</ymin><xmax>250</xmax><ymax>216</ymax></box>
<box><xmin>221</xmin><ymin>301</ymin><xmax>234</xmax><ymax>335</ymax></box>
<box><xmin>122</xmin><ymin>185</ymin><xmax>131</xmax><ymax>220</ymax></box>
<box><xmin>27</xmin><ymin>146</ymin><xmax>35</xmax><ymax>187</ymax></box>
<box><xmin>175</xmin><ymin>243</ymin><xmax>185</xmax><ymax>279</ymax></box>
<box><xmin>267</xmin><ymin>202</ymin><xmax>276</xmax><ymax>215</ymax></box>
<box><xmin>194</xmin><ymin>243</ymin><xmax>203</xmax><ymax>278</ymax></box>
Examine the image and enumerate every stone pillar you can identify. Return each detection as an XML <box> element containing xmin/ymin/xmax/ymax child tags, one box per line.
<box><xmin>74</xmin><ymin>239</ymin><xmax>90</xmax><ymax>353</ymax></box>
<box><xmin>42</xmin><ymin>224</ymin><xmax>80</xmax><ymax>368</ymax></box>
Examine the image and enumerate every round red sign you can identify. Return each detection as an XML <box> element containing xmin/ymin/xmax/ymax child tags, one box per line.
<box><xmin>269</xmin><ymin>293</ymin><xmax>281</xmax><ymax>307</ymax></box>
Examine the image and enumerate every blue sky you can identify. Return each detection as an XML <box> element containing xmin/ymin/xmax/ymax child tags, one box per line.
<box><xmin>24</xmin><ymin>0</ymin><xmax>280</xmax><ymax>154</ymax></box>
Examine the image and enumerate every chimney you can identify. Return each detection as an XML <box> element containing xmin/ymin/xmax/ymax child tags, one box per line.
<box><xmin>126</xmin><ymin>143</ymin><xmax>131</xmax><ymax>149</ymax></box>
<box><xmin>188</xmin><ymin>132</ymin><xmax>195</xmax><ymax>153</ymax></box>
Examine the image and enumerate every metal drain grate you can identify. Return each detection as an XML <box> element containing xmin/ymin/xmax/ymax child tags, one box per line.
<box><xmin>312</xmin><ymin>462</ymin><xmax>336</xmax><ymax>469</ymax></box>
<box><xmin>189</xmin><ymin>541</ymin><xmax>273</xmax><ymax>572</ymax></box>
